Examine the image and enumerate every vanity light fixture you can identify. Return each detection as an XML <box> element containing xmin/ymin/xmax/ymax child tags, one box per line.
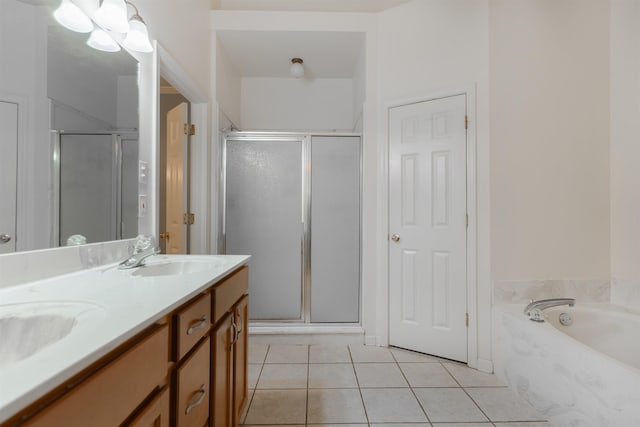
<box><xmin>87</xmin><ymin>28</ymin><xmax>121</xmax><ymax>52</ymax></box>
<box><xmin>122</xmin><ymin>4</ymin><xmax>153</xmax><ymax>53</ymax></box>
<box><xmin>93</xmin><ymin>0</ymin><xmax>129</xmax><ymax>34</ymax></box>
<box><xmin>290</xmin><ymin>58</ymin><xmax>304</xmax><ymax>78</ymax></box>
<box><xmin>52</xmin><ymin>0</ymin><xmax>153</xmax><ymax>53</ymax></box>
<box><xmin>53</xmin><ymin>0</ymin><xmax>94</xmax><ymax>33</ymax></box>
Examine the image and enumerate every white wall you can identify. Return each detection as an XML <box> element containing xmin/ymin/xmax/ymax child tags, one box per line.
<box><xmin>352</xmin><ymin>46</ymin><xmax>366</xmax><ymax>132</ymax></box>
<box><xmin>135</xmin><ymin>0</ymin><xmax>212</xmax><ymax>96</ymax></box>
<box><xmin>490</xmin><ymin>0</ymin><xmax>610</xmax><ymax>281</ymax></box>
<box><xmin>48</xmin><ymin>46</ymin><xmax>119</xmax><ymax>128</ymax></box>
<box><xmin>610</xmin><ymin>0</ymin><xmax>640</xmax><ymax>299</ymax></box>
<box><xmin>0</xmin><ymin>0</ymin><xmax>51</xmax><ymax>250</ymax></box>
<box><xmin>117</xmin><ymin>76</ymin><xmax>139</xmax><ymax>130</ymax></box>
<box><xmin>376</xmin><ymin>0</ymin><xmax>491</xmax><ymax>369</ymax></box>
<box><xmin>216</xmin><ymin>39</ymin><xmax>242</xmax><ymax>128</ymax></box>
<box><xmin>240</xmin><ymin>77</ymin><xmax>354</xmax><ymax>131</ymax></box>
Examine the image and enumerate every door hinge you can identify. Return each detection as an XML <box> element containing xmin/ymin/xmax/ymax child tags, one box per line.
<box><xmin>466</xmin><ymin>213</ymin><xmax>469</xmax><ymax>228</ymax></box>
<box><xmin>464</xmin><ymin>115</ymin><xmax>469</xmax><ymax>130</ymax></box>
<box><xmin>183</xmin><ymin>213</ymin><xmax>195</xmax><ymax>225</ymax></box>
<box><xmin>466</xmin><ymin>312</ymin><xmax>469</xmax><ymax>327</ymax></box>
<box><xmin>183</xmin><ymin>124</ymin><xmax>195</xmax><ymax>136</ymax></box>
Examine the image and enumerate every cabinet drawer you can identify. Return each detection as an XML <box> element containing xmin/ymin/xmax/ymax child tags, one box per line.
<box><xmin>212</xmin><ymin>267</ymin><xmax>248</xmax><ymax>324</ymax></box>
<box><xmin>129</xmin><ymin>386</ymin><xmax>170</xmax><ymax>427</ymax></box>
<box><xmin>175</xmin><ymin>292</ymin><xmax>211</xmax><ymax>361</ymax></box>
<box><xmin>176</xmin><ymin>337</ymin><xmax>211</xmax><ymax>427</ymax></box>
<box><xmin>24</xmin><ymin>325</ymin><xmax>169</xmax><ymax>427</ymax></box>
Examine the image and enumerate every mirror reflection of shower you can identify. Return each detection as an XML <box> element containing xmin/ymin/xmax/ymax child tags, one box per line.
<box><xmin>53</xmin><ymin>132</ymin><xmax>139</xmax><ymax>246</ymax></box>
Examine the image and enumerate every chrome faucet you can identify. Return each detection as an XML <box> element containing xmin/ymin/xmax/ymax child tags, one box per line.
<box><xmin>524</xmin><ymin>298</ymin><xmax>576</xmax><ymax>322</ymax></box>
<box><xmin>118</xmin><ymin>235</ymin><xmax>159</xmax><ymax>269</ymax></box>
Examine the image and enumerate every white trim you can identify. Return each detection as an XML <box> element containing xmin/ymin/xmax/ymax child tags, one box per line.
<box><xmin>157</xmin><ymin>43</ymin><xmax>210</xmax><ymax>254</ymax></box>
<box><xmin>379</xmin><ymin>85</ymin><xmax>480</xmax><ymax>368</ymax></box>
<box><xmin>0</xmin><ymin>92</ymin><xmax>28</xmax><ymax>252</ymax></box>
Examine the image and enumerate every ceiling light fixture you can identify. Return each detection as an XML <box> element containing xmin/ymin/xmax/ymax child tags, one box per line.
<box><xmin>52</xmin><ymin>0</ymin><xmax>153</xmax><ymax>53</ymax></box>
<box><xmin>290</xmin><ymin>58</ymin><xmax>304</xmax><ymax>78</ymax></box>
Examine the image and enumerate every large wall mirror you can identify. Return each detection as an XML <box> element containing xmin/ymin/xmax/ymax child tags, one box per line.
<box><xmin>0</xmin><ymin>0</ymin><xmax>140</xmax><ymax>254</ymax></box>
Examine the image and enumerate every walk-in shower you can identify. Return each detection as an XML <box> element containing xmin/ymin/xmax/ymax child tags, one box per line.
<box><xmin>221</xmin><ymin>132</ymin><xmax>361</xmax><ymax>324</ymax></box>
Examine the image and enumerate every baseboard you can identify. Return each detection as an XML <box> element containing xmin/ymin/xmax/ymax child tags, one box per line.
<box><xmin>475</xmin><ymin>358</ymin><xmax>494</xmax><ymax>373</ymax></box>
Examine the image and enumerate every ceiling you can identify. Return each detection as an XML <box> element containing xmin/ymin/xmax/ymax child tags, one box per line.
<box><xmin>214</xmin><ymin>0</ymin><xmax>412</xmax><ymax>12</ymax></box>
<box><xmin>217</xmin><ymin>30</ymin><xmax>365</xmax><ymax>78</ymax></box>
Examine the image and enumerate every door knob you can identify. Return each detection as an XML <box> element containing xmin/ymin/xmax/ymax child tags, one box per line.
<box><xmin>0</xmin><ymin>234</ymin><xmax>11</xmax><ymax>244</ymax></box>
<box><xmin>159</xmin><ymin>232</ymin><xmax>170</xmax><ymax>241</ymax></box>
<box><xmin>391</xmin><ymin>234</ymin><xmax>400</xmax><ymax>242</ymax></box>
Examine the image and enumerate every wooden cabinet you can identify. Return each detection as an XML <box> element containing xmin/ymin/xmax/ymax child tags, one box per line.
<box><xmin>22</xmin><ymin>325</ymin><xmax>169</xmax><ymax>427</ymax></box>
<box><xmin>4</xmin><ymin>266</ymin><xmax>248</xmax><ymax>427</ymax></box>
<box><xmin>129</xmin><ymin>387</ymin><xmax>171</xmax><ymax>427</ymax></box>
<box><xmin>232</xmin><ymin>296</ymin><xmax>249</xmax><ymax>425</ymax></box>
<box><xmin>175</xmin><ymin>337</ymin><xmax>210</xmax><ymax>427</ymax></box>
<box><xmin>210</xmin><ymin>314</ymin><xmax>234</xmax><ymax>427</ymax></box>
<box><xmin>210</xmin><ymin>269</ymin><xmax>249</xmax><ymax>427</ymax></box>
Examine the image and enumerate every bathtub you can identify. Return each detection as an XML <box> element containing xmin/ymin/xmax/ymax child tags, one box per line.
<box><xmin>493</xmin><ymin>304</ymin><xmax>640</xmax><ymax>427</ymax></box>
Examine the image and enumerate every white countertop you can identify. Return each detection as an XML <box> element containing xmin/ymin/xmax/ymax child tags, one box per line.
<box><xmin>0</xmin><ymin>254</ymin><xmax>250</xmax><ymax>423</ymax></box>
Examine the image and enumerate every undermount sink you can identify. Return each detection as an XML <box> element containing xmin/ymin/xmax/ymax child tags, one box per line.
<box><xmin>0</xmin><ymin>302</ymin><xmax>103</xmax><ymax>367</ymax></box>
<box><xmin>130</xmin><ymin>258</ymin><xmax>222</xmax><ymax>277</ymax></box>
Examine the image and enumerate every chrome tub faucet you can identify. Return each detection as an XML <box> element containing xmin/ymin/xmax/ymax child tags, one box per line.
<box><xmin>524</xmin><ymin>298</ymin><xmax>576</xmax><ymax>322</ymax></box>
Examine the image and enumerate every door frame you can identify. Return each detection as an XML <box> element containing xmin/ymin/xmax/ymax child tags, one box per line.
<box><xmin>157</xmin><ymin>43</ymin><xmax>210</xmax><ymax>254</ymax></box>
<box><xmin>0</xmin><ymin>92</ymin><xmax>28</xmax><ymax>252</ymax></box>
<box><xmin>379</xmin><ymin>86</ymin><xmax>479</xmax><ymax>368</ymax></box>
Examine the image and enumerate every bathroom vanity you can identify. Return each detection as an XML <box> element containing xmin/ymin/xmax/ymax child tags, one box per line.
<box><xmin>0</xmin><ymin>255</ymin><xmax>250</xmax><ymax>427</ymax></box>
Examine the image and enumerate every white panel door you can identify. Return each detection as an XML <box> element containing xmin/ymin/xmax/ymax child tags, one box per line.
<box><xmin>0</xmin><ymin>101</ymin><xmax>19</xmax><ymax>254</ymax></box>
<box><xmin>165</xmin><ymin>103</ymin><xmax>188</xmax><ymax>254</ymax></box>
<box><xmin>388</xmin><ymin>95</ymin><xmax>468</xmax><ymax>362</ymax></box>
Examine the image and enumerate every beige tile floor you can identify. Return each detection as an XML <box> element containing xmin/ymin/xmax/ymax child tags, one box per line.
<box><xmin>241</xmin><ymin>342</ymin><xmax>550</xmax><ymax>427</ymax></box>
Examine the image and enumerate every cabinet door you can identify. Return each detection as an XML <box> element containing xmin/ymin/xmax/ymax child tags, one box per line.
<box><xmin>233</xmin><ymin>295</ymin><xmax>249</xmax><ymax>424</ymax></box>
<box><xmin>176</xmin><ymin>337</ymin><xmax>211</xmax><ymax>427</ymax></box>
<box><xmin>211</xmin><ymin>313</ymin><xmax>233</xmax><ymax>427</ymax></box>
<box><xmin>129</xmin><ymin>387</ymin><xmax>170</xmax><ymax>427</ymax></box>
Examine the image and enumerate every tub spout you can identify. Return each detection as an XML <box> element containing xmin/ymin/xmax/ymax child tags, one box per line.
<box><xmin>524</xmin><ymin>298</ymin><xmax>576</xmax><ymax>322</ymax></box>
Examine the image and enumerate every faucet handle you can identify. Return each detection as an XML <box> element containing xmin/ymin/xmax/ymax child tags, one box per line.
<box><xmin>134</xmin><ymin>234</ymin><xmax>154</xmax><ymax>253</ymax></box>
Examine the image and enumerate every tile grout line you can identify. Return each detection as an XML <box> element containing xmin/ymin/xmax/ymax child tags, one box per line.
<box><xmin>393</xmin><ymin>351</ymin><xmax>432</xmax><ymax>425</ymax></box>
<box><xmin>242</xmin><ymin>344</ymin><xmax>269</xmax><ymax>425</ymax></box>
<box><xmin>349</xmin><ymin>344</ymin><xmax>371</xmax><ymax>426</ymax></box>
<box><xmin>305</xmin><ymin>344</ymin><xmax>310</xmax><ymax>426</ymax></box>
<box><xmin>443</xmin><ymin>361</ymin><xmax>495</xmax><ymax>424</ymax></box>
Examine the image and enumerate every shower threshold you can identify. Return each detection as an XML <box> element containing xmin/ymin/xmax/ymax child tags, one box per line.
<box><xmin>249</xmin><ymin>323</ymin><xmax>365</xmax><ymax>345</ymax></box>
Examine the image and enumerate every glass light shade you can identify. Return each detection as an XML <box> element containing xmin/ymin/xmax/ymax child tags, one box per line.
<box><xmin>93</xmin><ymin>0</ymin><xmax>129</xmax><ymax>33</ymax></box>
<box><xmin>53</xmin><ymin>0</ymin><xmax>94</xmax><ymax>33</ymax></box>
<box><xmin>122</xmin><ymin>17</ymin><xmax>153</xmax><ymax>53</ymax></box>
<box><xmin>290</xmin><ymin>62</ymin><xmax>304</xmax><ymax>78</ymax></box>
<box><xmin>87</xmin><ymin>28</ymin><xmax>121</xmax><ymax>52</ymax></box>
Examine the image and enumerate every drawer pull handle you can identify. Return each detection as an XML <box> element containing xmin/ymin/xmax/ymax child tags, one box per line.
<box><xmin>236</xmin><ymin>308</ymin><xmax>243</xmax><ymax>333</ymax></box>
<box><xmin>185</xmin><ymin>384</ymin><xmax>206</xmax><ymax>415</ymax></box>
<box><xmin>187</xmin><ymin>316</ymin><xmax>208</xmax><ymax>335</ymax></box>
<box><xmin>229</xmin><ymin>319</ymin><xmax>238</xmax><ymax>351</ymax></box>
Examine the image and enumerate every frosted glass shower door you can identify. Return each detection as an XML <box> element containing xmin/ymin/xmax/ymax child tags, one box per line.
<box><xmin>59</xmin><ymin>134</ymin><xmax>116</xmax><ymax>244</ymax></box>
<box><xmin>225</xmin><ymin>138</ymin><xmax>303</xmax><ymax>320</ymax></box>
<box><xmin>310</xmin><ymin>136</ymin><xmax>361</xmax><ymax>322</ymax></box>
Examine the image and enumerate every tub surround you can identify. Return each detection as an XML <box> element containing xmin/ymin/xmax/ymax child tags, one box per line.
<box><xmin>0</xmin><ymin>254</ymin><xmax>250</xmax><ymax>423</ymax></box>
<box><xmin>493</xmin><ymin>279</ymin><xmax>610</xmax><ymax>305</ymax></box>
<box><xmin>493</xmin><ymin>304</ymin><xmax>640</xmax><ymax>426</ymax></box>
<box><xmin>611</xmin><ymin>278</ymin><xmax>640</xmax><ymax>311</ymax></box>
